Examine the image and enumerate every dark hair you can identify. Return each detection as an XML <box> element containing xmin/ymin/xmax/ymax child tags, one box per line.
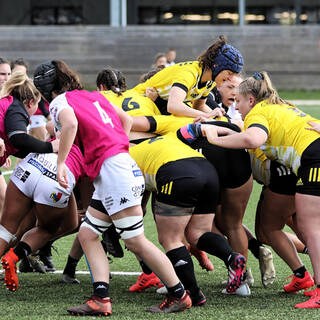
<box><xmin>0</xmin><ymin>57</ymin><xmax>10</xmax><ymax>66</ymax></box>
<box><xmin>96</xmin><ymin>67</ymin><xmax>127</xmax><ymax>96</ymax></box>
<box><xmin>51</xmin><ymin>60</ymin><xmax>83</xmax><ymax>94</ymax></box>
<box><xmin>11</xmin><ymin>58</ymin><xmax>28</xmax><ymax>71</ymax></box>
<box><xmin>139</xmin><ymin>65</ymin><xmax>165</xmax><ymax>83</ymax></box>
<box><xmin>198</xmin><ymin>35</ymin><xmax>227</xmax><ymax>70</ymax></box>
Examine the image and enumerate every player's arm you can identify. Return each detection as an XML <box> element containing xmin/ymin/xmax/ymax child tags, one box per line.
<box><xmin>131</xmin><ymin>116</ymin><xmax>152</xmax><ymax>132</ymax></box>
<box><xmin>168</xmin><ymin>86</ymin><xmax>211</xmax><ymax>118</ymax></box>
<box><xmin>204</xmin><ymin>126</ymin><xmax>268</xmax><ymax>149</ymax></box>
<box><xmin>5</xmin><ymin>108</ymin><xmax>55</xmax><ymax>156</ymax></box>
<box><xmin>193</xmin><ymin>99</ymin><xmax>213</xmax><ymax>113</ymax></box>
<box><xmin>57</xmin><ymin>108</ymin><xmax>78</xmax><ymax>188</ymax></box>
<box><xmin>110</xmin><ymin>103</ymin><xmax>132</xmax><ymax>136</ymax></box>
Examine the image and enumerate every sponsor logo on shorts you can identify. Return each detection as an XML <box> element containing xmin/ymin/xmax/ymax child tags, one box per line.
<box><xmin>14</xmin><ymin>167</ymin><xmax>24</xmax><ymax>179</ymax></box>
<box><xmin>20</xmin><ymin>171</ymin><xmax>31</xmax><ymax>183</ymax></box>
<box><xmin>50</xmin><ymin>192</ymin><xmax>62</xmax><ymax>202</ymax></box>
<box><xmin>104</xmin><ymin>196</ymin><xmax>113</xmax><ymax>211</ymax></box>
<box><xmin>27</xmin><ymin>158</ymin><xmax>57</xmax><ymax>181</ymax></box>
<box><xmin>132</xmin><ymin>184</ymin><xmax>145</xmax><ymax>198</ymax></box>
<box><xmin>132</xmin><ymin>169</ymin><xmax>143</xmax><ymax>177</ymax></box>
<box><xmin>14</xmin><ymin>167</ymin><xmax>31</xmax><ymax>183</ymax></box>
<box><xmin>119</xmin><ymin>197</ymin><xmax>129</xmax><ymax>205</ymax></box>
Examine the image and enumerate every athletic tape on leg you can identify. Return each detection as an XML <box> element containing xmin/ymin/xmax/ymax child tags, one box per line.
<box><xmin>80</xmin><ymin>211</ymin><xmax>112</xmax><ymax>236</ymax></box>
<box><xmin>113</xmin><ymin>216</ymin><xmax>144</xmax><ymax>240</ymax></box>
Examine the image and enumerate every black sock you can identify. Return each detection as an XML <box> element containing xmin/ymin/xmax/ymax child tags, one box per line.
<box><xmin>248</xmin><ymin>238</ymin><xmax>263</xmax><ymax>260</ymax></box>
<box><xmin>93</xmin><ymin>281</ymin><xmax>109</xmax><ymax>298</ymax></box>
<box><xmin>63</xmin><ymin>255</ymin><xmax>79</xmax><ymax>277</ymax></box>
<box><xmin>166</xmin><ymin>246</ymin><xmax>199</xmax><ymax>297</ymax></box>
<box><xmin>294</xmin><ymin>266</ymin><xmax>306</xmax><ymax>278</ymax></box>
<box><xmin>302</xmin><ymin>247</ymin><xmax>308</xmax><ymax>254</ymax></box>
<box><xmin>39</xmin><ymin>240</ymin><xmax>54</xmax><ymax>256</ymax></box>
<box><xmin>14</xmin><ymin>242</ymin><xmax>32</xmax><ymax>260</ymax></box>
<box><xmin>140</xmin><ymin>260</ymin><xmax>152</xmax><ymax>275</ymax></box>
<box><xmin>197</xmin><ymin>232</ymin><xmax>233</xmax><ymax>265</ymax></box>
<box><xmin>167</xmin><ymin>282</ymin><xmax>184</xmax><ymax>299</ymax></box>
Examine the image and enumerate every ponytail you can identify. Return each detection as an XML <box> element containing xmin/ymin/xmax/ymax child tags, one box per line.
<box><xmin>238</xmin><ymin>71</ymin><xmax>294</xmax><ymax>106</ymax></box>
<box><xmin>52</xmin><ymin>60</ymin><xmax>83</xmax><ymax>94</ymax></box>
<box><xmin>96</xmin><ymin>67</ymin><xmax>127</xmax><ymax>96</ymax></box>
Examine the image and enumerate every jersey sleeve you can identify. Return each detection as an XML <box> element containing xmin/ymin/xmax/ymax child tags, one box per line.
<box><xmin>171</xmin><ymin>68</ymin><xmax>197</xmax><ymax>93</ymax></box>
<box><xmin>49</xmin><ymin>93</ymin><xmax>73</xmax><ymax>131</ymax></box>
<box><xmin>244</xmin><ymin>111</ymin><xmax>269</xmax><ymax>135</ymax></box>
<box><xmin>5</xmin><ymin>108</ymin><xmax>29</xmax><ymax>138</ymax></box>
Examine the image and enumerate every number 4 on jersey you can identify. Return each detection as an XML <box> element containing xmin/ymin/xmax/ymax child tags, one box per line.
<box><xmin>93</xmin><ymin>101</ymin><xmax>114</xmax><ymax>127</ymax></box>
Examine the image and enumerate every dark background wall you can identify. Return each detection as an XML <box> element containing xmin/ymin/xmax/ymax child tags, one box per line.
<box><xmin>1</xmin><ymin>25</ymin><xmax>319</xmax><ymax>90</ymax></box>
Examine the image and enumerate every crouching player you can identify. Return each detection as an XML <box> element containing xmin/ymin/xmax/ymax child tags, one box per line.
<box><xmin>130</xmin><ymin>131</ymin><xmax>247</xmax><ymax>304</ymax></box>
<box><xmin>0</xmin><ymin>144</ymin><xmax>85</xmax><ymax>291</ymax></box>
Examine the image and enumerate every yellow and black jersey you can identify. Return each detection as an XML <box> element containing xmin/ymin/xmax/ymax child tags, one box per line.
<box><xmin>147</xmin><ymin>114</ymin><xmax>230</xmax><ymax>135</ymax></box>
<box><xmin>99</xmin><ymin>89</ymin><xmax>161</xmax><ymax>116</ymax></box>
<box><xmin>129</xmin><ymin>132</ymin><xmax>204</xmax><ymax>191</ymax></box>
<box><xmin>248</xmin><ymin>148</ymin><xmax>270</xmax><ymax>186</ymax></box>
<box><xmin>245</xmin><ymin>100</ymin><xmax>320</xmax><ymax>174</ymax></box>
<box><xmin>133</xmin><ymin>61</ymin><xmax>215</xmax><ymax>104</ymax></box>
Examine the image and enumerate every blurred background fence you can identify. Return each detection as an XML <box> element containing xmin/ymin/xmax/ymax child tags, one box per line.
<box><xmin>0</xmin><ymin>0</ymin><xmax>320</xmax><ymax>90</ymax></box>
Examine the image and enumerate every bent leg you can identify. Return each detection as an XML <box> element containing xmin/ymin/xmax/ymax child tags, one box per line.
<box><xmin>0</xmin><ymin>182</ymin><xmax>33</xmax><ymax>257</ymax></box>
<box><xmin>215</xmin><ymin>177</ymin><xmax>253</xmax><ymax>259</ymax></box>
<box><xmin>296</xmin><ymin>193</ymin><xmax>320</xmax><ymax>284</ymax></box>
<box><xmin>260</xmin><ymin>189</ymin><xmax>302</xmax><ymax>271</ymax></box>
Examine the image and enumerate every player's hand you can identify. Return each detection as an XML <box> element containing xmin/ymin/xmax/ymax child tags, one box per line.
<box><xmin>202</xmin><ymin>125</ymin><xmax>218</xmax><ymax>144</ymax></box>
<box><xmin>306</xmin><ymin>121</ymin><xmax>320</xmax><ymax>133</ymax></box>
<box><xmin>209</xmin><ymin>108</ymin><xmax>225</xmax><ymax>118</ymax></box>
<box><xmin>0</xmin><ymin>138</ymin><xmax>6</xmax><ymax>157</ymax></box>
<box><xmin>3</xmin><ymin>157</ymin><xmax>11</xmax><ymax>170</ymax></box>
<box><xmin>145</xmin><ymin>87</ymin><xmax>158</xmax><ymax>101</ymax></box>
<box><xmin>51</xmin><ymin>139</ymin><xmax>60</xmax><ymax>153</ymax></box>
<box><xmin>57</xmin><ymin>163</ymin><xmax>69</xmax><ymax>189</ymax></box>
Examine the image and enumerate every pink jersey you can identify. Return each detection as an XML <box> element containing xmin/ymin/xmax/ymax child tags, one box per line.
<box><xmin>0</xmin><ymin>95</ymin><xmax>19</xmax><ymax>165</ymax></box>
<box><xmin>66</xmin><ymin>144</ymin><xmax>86</xmax><ymax>182</ymax></box>
<box><xmin>64</xmin><ymin>90</ymin><xmax>129</xmax><ymax>180</ymax></box>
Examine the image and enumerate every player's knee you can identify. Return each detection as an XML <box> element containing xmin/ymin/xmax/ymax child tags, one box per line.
<box><xmin>80</xmin><ymin>211</ymin><xmax>112</xmax><ymax>236</ymax></box>
<box><xmin>112</xmin><ymin>216</ymin><xmax>144</xmax><ymax>240</ymax></box>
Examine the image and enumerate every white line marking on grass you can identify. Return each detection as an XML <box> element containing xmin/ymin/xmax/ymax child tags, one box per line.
<box><xmin>291</xmin><ymin>100</ymin><xmax>320</xmax><ymax>105</ymax></box>
<box><xmin>0</xmin><ymin>269</ymin><xmax>141</xmax><ymax>276</ymax></box>
<box><xmin>2</xmin><ymin>170</ymin><xmax>13</xmax><ymax>176</ymax></box>
<box><xmin>55</xmin><ymin>270</ymin><xmax>141</xmax><ymax>276</ymax></box>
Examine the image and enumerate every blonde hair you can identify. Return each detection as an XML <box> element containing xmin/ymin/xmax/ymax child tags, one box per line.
<box><xmin>0</xmin><ymin>70</ymin><xmax>41</xmax><ymax>102</ymax></box>
<box><xmin>238</xmin><ymin>71</ymin><xmax>294</xmax><ymax>106</ymax></box>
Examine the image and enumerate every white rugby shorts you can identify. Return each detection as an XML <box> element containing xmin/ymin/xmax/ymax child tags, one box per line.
<box><xmin>10</xmin><ymin>153</ymin><xmax>75</xmax><ymax>208</ymax></box>
<box><xmin>92</xmin><ymin>153</ymin><xmax>145</xmax><ymax>215</ymax></box>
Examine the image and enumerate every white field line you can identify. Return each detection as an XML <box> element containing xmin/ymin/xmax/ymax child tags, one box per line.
<box><xmin>0</xmin><ymin>269</ymin><xmax>141</xmax><ymax>276</ymax></box>
<box><xmin>291</xmin><ymin>100</ymin><xmax>320</xmax><ymax>105</ymax></box>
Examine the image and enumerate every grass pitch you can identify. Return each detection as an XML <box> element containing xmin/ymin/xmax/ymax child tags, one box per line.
<box><xmin>1</xmin><ymin>102</ymin><xmax>320</xmax><ymax>319</ymax></box>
